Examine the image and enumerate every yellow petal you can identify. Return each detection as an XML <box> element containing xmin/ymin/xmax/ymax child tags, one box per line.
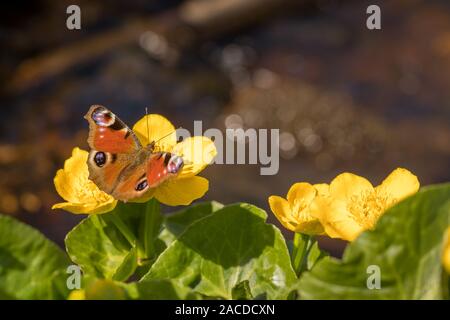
<box><xmin>313</xmin><ymin>183</ymin><xmax>329</xmax><ymax>197</ymax></box>
<box><xmin>311</xmin><ymin>197</ymin><xmax>361</xmax><ymax>241</ymax></box>
<box><xmin>330</xmin><ymin>172</ymin><xmax>373</xmax><ymax>201</ymax></box>
<box><xmin>52</xmin><ymin>147</ymin><xmax>117</xmax><ymax>214</ymax></box>
<box><xmin>154</xmin><ymin>176</ymin><xmax>209</xmax><ymax>206</ymax></box>
<box><xmin>268</xmin><ymin>195</ymin><xmax>296</xmax><ymax>232</ymax></box>
<box><xmin>132</xmin><ymin>114</ymin><xmax>177</xmax><ymax>150</ymax></box>
<box><xmin>53</xmin><ymin>168</ymin><xmax>77</xmax><ymax>203</ymax></box>
<box><xmin>53</xmin><ymin>148</ymin><xmax>88</xmax><ymax>203</ymax></box>
<box><xmin>325</xmin><ymin>201</ymin><xmax>363</xmax><ymax>241</ymax></box>
<box><xmin>52</xmin><ymin>198</ymin><xmax>117</xmax><ymax>215</ymax></box>
<box><xmin>68</xmin><ymin>289</ymin><xmax>86</xmax><ymax>300</ymax></box>
<box><xmin>376</xmin><ymin>168</ymin><xmax>420</xmax><ymax>202</ymax></box>
<box><xmin>171</xmin><ymin>136</ymin><xmax>217</xmax><ymax>178</ymax></box>
<box><xmin>287</xmin><ymin>182</ymin><xmax>316</xmax><ymax>205</ymax></box>
<box><xmin>443</xmin><ymin>227</ymin><xmax>450</xmax><ymax>274</ymax></box>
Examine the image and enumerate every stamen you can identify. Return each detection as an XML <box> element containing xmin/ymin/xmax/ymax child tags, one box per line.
<box><xmin>347</xmin><ymin>190</ymin><xmax>394</xmax><ymax>229</ymax></box>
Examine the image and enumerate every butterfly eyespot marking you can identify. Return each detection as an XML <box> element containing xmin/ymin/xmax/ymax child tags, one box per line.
<box><xmin>135</xmin><ymin>180</ymin><xmax>148</xmax><ymax>191</ymax></box>
<box><xmin>94</xmin><ymin>151</ymin><xmax>107</xmax><ymax>167</ymax></box>
<box><xmin>91</xmin><ymin>106</ymin><xmax>116</xmax><ymax>127</ymax></box>
<box><xmin>167</xmin><ymin>155</ymin><xmax>184</xmax><ymax>174</ymax></box>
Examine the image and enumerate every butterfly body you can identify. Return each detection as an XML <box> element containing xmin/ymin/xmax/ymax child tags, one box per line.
<box><xmin>84</xmin><ymin>105</ymin><xmax>183</xmax><ymax>202</ymax></box>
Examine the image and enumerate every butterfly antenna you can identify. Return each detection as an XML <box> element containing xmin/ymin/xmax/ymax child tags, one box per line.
<box><xmin>145</xmin><ymin>107</ymin><xmax>150</xmax><ymax>144</ymax></box>
<box><xmin>154</xmin><ymin>127</ymin><xmax>182</xmax><ymax>144</ymax></box>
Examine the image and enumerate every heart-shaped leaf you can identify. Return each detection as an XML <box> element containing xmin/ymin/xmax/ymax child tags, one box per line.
<box><xmin>0</xmin><ymin>214</ymin><xmax>71</xmax><ymax>299</ymax></box>
<box><xmin>143</xmin><ymin>203</ymin><xmax>296</xmax><ymax>299</ymax></box>
<box><xmin>65</xmin><ymin>201</ymin><xmax>222</xmax><ymax>281</ymax></box>
<box><xmin>159</xmin><ymin>201</ymin><xmax>224</xmax><ymax>246</ymax></box>
<box><xmin>65</xmin><ymin>201</ymin><xmax>165</xmax><ymax>281</ymax></box>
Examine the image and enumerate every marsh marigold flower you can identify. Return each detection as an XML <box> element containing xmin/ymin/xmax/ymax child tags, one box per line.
<box><xmin>132</xmin><ymin>114</ymin><xmax>216</xmax><ymax>206</ymax></box>
<box><xmin>52</xmin><ymin>147</ymin><xmax>117</xmax><ymax>214</ymax></box>
<box><xmin>53</xmin><ymin>114</ymin><xmax>216</xmax><ymax>214</ymax></box>
<box><xmin>268</xmin><ymin>182</ymin><xmax>329</xmax><ymax>235</ymax></box>
<box><xmin>310</xmin><ymin>168</ymin><xmax>420</xmax><ymax>241</ymax></box>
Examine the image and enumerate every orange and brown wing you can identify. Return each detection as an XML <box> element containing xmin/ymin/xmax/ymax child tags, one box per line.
<box><xmin>87</xmin><ymin>151</ymin><xmax>132</xmax><ymax>195</ymax></box>
<box><xmin>85</xmin><ymin>105</ymin><xmax>144</xmax><ymax>201</ymax></box>
<box><xmin>111</xmin><ymin>163</ymin><xmax>149</xmax><ymax>201</ymax></box>
<box><xmin>87</xmin><ymin>149</ymin><xmax>151</xmax><ymax>202</ymax></box>
<box><xmin>147</xmin><ymin>152</ymin><xmax>184</xmax><ymax>188</ymax></box>
<box><xmin>84</xmin><ymin>106</ymin><xmax>183</xmax><ymax>202</ymax></box>
<box><xmin>85</xmin><ymin>105</ymin><xmax>141</xmax><ymax>154</ymax></box>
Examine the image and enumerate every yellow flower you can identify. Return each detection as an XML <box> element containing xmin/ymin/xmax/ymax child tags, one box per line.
<box><xmin>443</xmin><ymin>227</ymin><xmax>450</xmax><ymax>274</ymax></box>
<box><xmin>52</xmin><ymin>147</ymin><xmax>117</xmax><ymax>214</ymax></box>
<box><xmin>68</xmin><ymin>289</ymin><xmax>86</xmax><ymax>300</ymax></box>
<box><xmin>132</xmin><ymin>114</ymin><xmax>216</xmax><ymax>206</ymax></box>
<box><xmin>311</xmin><ymin>168</ymin><xmax>420</xmax><ymax>241</ymax></box>
<box><xmin>53</xmin><ymin>114</ymin><xmax>216</xmax><ymax>213</ymax></box>
<box><xmin>268</xmin><ymin>182</ymin><xmax>329</xmax><ymax>235</ymax></box>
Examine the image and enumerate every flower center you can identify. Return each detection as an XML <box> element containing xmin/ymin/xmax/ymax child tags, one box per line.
<box><xmin>76</xmin><ymin>175</ymin><xmax>112</xmax><ymax>203</ymax></box>
<box><xmin>291</xmin><ymin>198</ymin><xmax>312</xmax><ymax>222</ymax></box>
<box><xmin>347</xmin><ymin>190</ymin><xmax>395</xmax><ymax>229</ymax></box>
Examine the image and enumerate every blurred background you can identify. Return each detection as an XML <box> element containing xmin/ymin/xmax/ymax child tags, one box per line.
<box><xmin>1</xmin><ymin>0</ymin><xmax>449</xmax><ymax>255</ymax></box>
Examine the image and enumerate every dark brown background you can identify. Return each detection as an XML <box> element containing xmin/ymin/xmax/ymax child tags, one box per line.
<box><xmin>1</xmin><ymin>0</ymin><xmax>449</xmax><ymax>255</ymax></box>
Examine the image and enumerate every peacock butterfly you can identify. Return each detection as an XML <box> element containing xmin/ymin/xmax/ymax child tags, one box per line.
<box><xmin>84</xmin><ymin>105</ymin><xmax>184</xmax><ymax>201</ymax></box>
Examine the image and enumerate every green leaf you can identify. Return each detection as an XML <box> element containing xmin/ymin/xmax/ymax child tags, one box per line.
<box><xmin>65</xmin><ymin>201</ymin><xmax>164</xmax><ymax>281</ymax></box>
<box><xmin>232</xmin><ymin>280</ymin><xmax>253</xmax><ymax>300</ymax></box>
<box><xmin>143</xmin><ymin>203</ymin><xmax>296</xmax><ymax>299</ymax></box>
<box><xmin>124</xmin><ymin>280</ymin><xmax>201</xmax><ymax>300</ymax></box>
<box><xmin>306</xmin><ymin>241</ymin><xmax>329</xmax><ymax>270</ymax></box>
<box><xmin>298</xmin><ymin>183</ymin><xmax>450</xmax><ymax>299</ymax></box>
<box><xmin>65</xmin><ymin>211</ymin><xmax>131</xmax><ymax>280</ymax></box>
<box><xmin>0</xmin><ymin>214</ymin><xmax>70</xmax><ymax>299</ymax></box>
<box><xmin>159</xmin><ymin>201</ymin><xmax>224</xmax><ymax>246</ymax></box>
<box><xmin>81</xmin><ymin>278</ymin><xmax>201</xmax><ymax>300</ymax></box>
<box><xmin>112</xmin><ymin>247</ymin><xmax>138</xmax><ymax>282</ymax></box>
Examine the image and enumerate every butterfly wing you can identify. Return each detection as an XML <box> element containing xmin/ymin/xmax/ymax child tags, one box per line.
<box><xmin>84</xmin><ymin>105</ymin><xmax>183</xmax><ymax>202</ymax></box>
<box><xmin>110</xmin><ymin>151</ymin><xmax>184</xmax><ymax>201</ymax></box>
<box><xmin>85</xmin><ymin>105</ymin><xmax>148</xmax><ymax>200</ymax></box>
<box><xmin>105</xmin><ymin>149</ymin><xmax>152</xmax><ymax>201</ymax></box>
<box><xmin>85</xmin><ymin>105</ymin><xmax>141</xmax><ymax>153</ymax></box>
<box><xmin>146</xmin><ymin>152</ymin><xmax>184</xmax><ymax>188</ymax></box>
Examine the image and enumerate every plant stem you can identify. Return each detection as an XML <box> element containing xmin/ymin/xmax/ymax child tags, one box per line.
<box><xmin>292</xmin><ymin>232</ymin><xmax>316</xmax><ymax>277</ymax></box>
<box><xmin>108</xmin><ymin>212</ymin><xmax>142</xmax><ymax>253</ymax></box>
<box><xmin>142</xmin><ymin>198</ymin><xmax>161</xmax><ymax>260</ymax></box>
